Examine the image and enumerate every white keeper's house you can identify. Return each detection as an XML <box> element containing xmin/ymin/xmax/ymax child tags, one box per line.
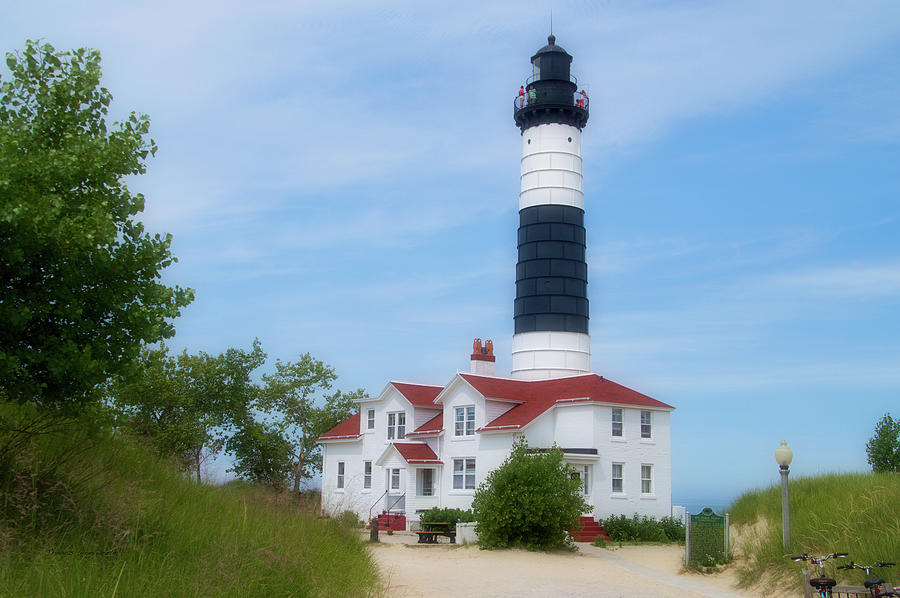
<box><xmin>317</xmin><ymin>36</ymin><xmax>674</xmax><ymax>532</ymax></box>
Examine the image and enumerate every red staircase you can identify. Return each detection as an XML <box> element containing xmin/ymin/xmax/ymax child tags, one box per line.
<box><xmin>570</xmin><ymin>516</ymin><xmax>610</xmax><ymax>543</ymax></box>
<box><xmin>371</xmin><ymin>512</ymin><xmax>406</xmax><ymax>531</ymax></box>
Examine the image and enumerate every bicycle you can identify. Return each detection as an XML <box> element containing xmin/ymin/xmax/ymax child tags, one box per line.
<box><xmin>836</xmin><ymin>560</ymin><xmax>899</xmax><ymax>597</ymax></box>
<box><xmin>790</xmin><ymin>552</ymin><xmax>849</xmax><ymax>597</ymax></box>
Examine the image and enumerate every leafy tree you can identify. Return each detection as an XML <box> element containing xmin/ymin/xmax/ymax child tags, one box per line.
<box><xmin>226</xmin><ymin>419</ymin><xmax>294</xmax><ymax>489</ymax></box>
<box><xmin>258</xmin><ymin>354</ymin><xmax>362</xmax><ymax>493</ymax></box>
<box><xmin>866</xmin><ymin>413</ymin><xmax>900</xmax><ymax>473</ymax></box>
<box><xmin>0</xmin><ymin>41</ymin><xmax>193</xmax><ymax>408</ymax></box>
<box><xmin>110</xmin><ymin>341</ymin><xmax>265</xmax><ymax>482</ymax></box>
<box><xmin>472</xmin><ymin>438</ymin><xmax>588</xmax><ymax>550</ymax></box>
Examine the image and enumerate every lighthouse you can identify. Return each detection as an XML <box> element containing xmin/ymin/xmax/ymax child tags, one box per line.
<box><xmin>511</xmin><ymin>35</ymin><xmax>591</xmax><ymax>380</ymax></box>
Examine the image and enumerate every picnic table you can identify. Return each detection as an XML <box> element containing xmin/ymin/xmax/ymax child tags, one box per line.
<box><xmin>415</xmin><ymin>522</ymin><xmax>456</xmax><ymax>544</ymax></box>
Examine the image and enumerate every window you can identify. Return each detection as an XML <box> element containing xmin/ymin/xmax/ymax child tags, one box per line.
<box><xmin>387</xmin><ymin>411</ymin><xmax>406</xmax><ymax>440</ymax></box>
<box><xmin>364</xmin><ymin>461</ymin><xmax>372</xmax><ymax>489</ymax></box>
<box><xmin>611</xmin><ymin>408</ymin><xmax>623</xmax><ymax>437</ymax></box>
<box><xmin>390</xmin><ymin>468</ymin><xmax>400</xmax><ymax>490</ymax></box>
<box><xmin>336</xmin><ymin>462</ymin><xmax>345</xmax><ymax>489</ymax></box>
<box><xmin>611</xmin><ymin>463</ymin><xmax>623</xmax><ymax>493</ymax></box>
<box><xmin>367</xmin><ymin>409</ymin><xmax>375</xmax><ymax>430</ymax></box>
<box><xmin>418</xmin><ymin>468</ymin><xmax>434</xmax><ymax>496</ymax></box>
<box><xmin>455</xmin><ymin>406</ymin><xmax>475</xmax><ymax>436</ymax></box>
<box><xmin>570</xmin><ymin>465</ymin><xmax>590</xmax><ymax>495</ymax></box>
<box><xmin>641</xmin><ymin>411</ymin><xmax>652</xmax><ymax>439</ymax></box>
<box><xmin>453</xmin><ymin>458</ymin><xmax>476</xmax><ymax>490</ymax></box>
<box><xmin>641</xmin><ymin>465</ymin><xmax>653</xmax><ymax>494</ymax></box>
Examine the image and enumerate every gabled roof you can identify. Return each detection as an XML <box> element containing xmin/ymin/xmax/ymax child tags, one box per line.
<box><xmin>393</xmin><ymin>442</ymin><xmax>442</xmax><ymax>464</ymax></box>
<box><xmin>316</xmin><ymin>411</ymin><xmax>361</xmax><ymax>441</ymax></box>
<box><xmin>406</xmin><ymin>412</ymin><xmax>443</xmax><ymax>436</ymax></box>
<box><xmin>375</xmin><ymin>442</ymin><xmax>443</xmax><ymax>466</ymax></box>
<box><xmin>459</xmin><ymin>373</ymin><xmax>674</xmax><ymax>432</ymax></box>
<box><xmin>390</xmin><ymin>382</ymin><xmax>443</xmax><ymax>406</ymax></box>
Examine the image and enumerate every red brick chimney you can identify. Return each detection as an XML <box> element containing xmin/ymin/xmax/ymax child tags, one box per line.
<box><xmin>470</xmin><ymin>338</ymin><xmax>496</xmax><ymax>376</ymax></box>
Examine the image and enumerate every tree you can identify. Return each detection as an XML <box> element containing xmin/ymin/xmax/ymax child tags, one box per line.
<box><xmin>258</xmin><ymin>354</ymin><xmax>362</xmax><ymax>493</ymax></box>
<box><xmin>0</xmin><ymin>41</ymin><xmax>193</xmax><ymax>408</ymax></box>
<box><xmin>226</xmin><ymin>419</ymin><xmax>294</xmax><ymax>489</ymax></box>
<box><xmin>472</xmin><ymin>439</ymin><xmax>588</xmax><ymax>550</ymax></box>
<box><xmin>866</xmin><ymin>413</ymin><xmax>900</xmax><ymax>473</ymax></box>
<box><xmin>110</xmin><ymin>341</ymin><xmax>265</xmax><ymax>482</ymax></box>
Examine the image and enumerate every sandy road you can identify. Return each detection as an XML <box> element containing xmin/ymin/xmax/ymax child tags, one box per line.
<box><xmin>366</xmin><ymin>533</ymin><xmax>762</xmax><ymax>598</ymax></box>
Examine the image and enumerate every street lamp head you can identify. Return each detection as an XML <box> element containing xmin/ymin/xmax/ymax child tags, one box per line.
<box><xmin>775</xmin><ymin>440</ymin><xmax>793</xmax><ymax>468</ymax></box>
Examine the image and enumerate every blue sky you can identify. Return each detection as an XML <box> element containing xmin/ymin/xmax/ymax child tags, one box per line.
<box><xmin>4</xmin><ymin>1</ymin><xmax>899</xmax><ymax>507</ymax></box>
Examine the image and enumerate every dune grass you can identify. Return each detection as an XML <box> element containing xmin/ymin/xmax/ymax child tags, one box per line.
<box><xmin>0</xmin><ymin>404</ymin><xmax>381</xmax><ymax>597</ymax></box>
<box><xmin>729</xmin><ymin>472</ymin><xmax>900</xmax><ymax>589</ymax></box>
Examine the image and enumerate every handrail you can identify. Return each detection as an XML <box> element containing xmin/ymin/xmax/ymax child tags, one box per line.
<box><xmin>387</xmin><ymin>492</ymin><xmax>405</xmax><ymax>514</ymax></box>
<box><xmin>513</xmin><ymin>92</ymin><xmax>589</xmax><ymax>114</ymax></box>
<box><xmin>368</xmin><ymin>490</ymin><xmax>388</xmax><ymax>522</ymax></box>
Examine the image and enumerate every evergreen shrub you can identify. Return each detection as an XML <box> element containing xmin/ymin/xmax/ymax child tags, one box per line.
<box><xmin>596</xmin><ymin>514</ymin><xmax>684</xmax><ymax>544</ymax></box>
<box><xmin>419</xmin><ymin>507</ymin><xmax>474</xmax><ymax>526</ymax></box>
<box><xmin>472</xmin><ymin>439</ymin><xmax>588</xmax><ymax>550</ymax></box>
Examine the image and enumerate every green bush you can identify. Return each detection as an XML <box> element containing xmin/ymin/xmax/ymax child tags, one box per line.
<box><xmin>472</xmin><ymin>439</ymin><xmax>588</xmax><ymax>550</ymax></box>
<box><xmin>596</xmin><ymin>514</ymin><xmax>684</xmax><ymax>544</ymax></box>
<box><xmin>337</xmin><ymin>509</ymin><xmax>363</xmax><ymax>528</ymax></box>
<box><xmin>420</xmin><ymin>507</ymin><xmax>474</xmax><ymax>526</ymax></box>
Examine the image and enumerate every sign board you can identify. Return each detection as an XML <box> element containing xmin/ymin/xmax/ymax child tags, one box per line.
<box><xmin>685</xmin><ymin>507</ymin><xmax>729</xmax><ymax>565</ymax></box>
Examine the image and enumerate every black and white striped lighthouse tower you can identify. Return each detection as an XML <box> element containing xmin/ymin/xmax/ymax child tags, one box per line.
<box><xmin>511</xmin><ymin>35</ymin><xmax>591</xmax><ymax>380</ymax></box>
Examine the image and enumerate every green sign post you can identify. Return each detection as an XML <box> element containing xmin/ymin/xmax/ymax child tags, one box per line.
<box><xmin>685</xmin><ymin>507</ymin><xmax>729</xmax><ymax>565</ymax></box>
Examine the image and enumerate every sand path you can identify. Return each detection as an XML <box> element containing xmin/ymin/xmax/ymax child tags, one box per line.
<box><xmin>366</xmin><ymin>533</ymin><xmax>757</xmax><ymax>598</ymax></box>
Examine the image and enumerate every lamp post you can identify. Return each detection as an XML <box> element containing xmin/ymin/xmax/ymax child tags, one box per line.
<box><xmin>775</xmin><ymin>440</ymin><xmax>793</xmax><ymax>550</ymax></box>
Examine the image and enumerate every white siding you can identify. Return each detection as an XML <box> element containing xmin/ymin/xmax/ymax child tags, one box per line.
<box><xmin>485</xmin><ymin>399</ymin><xmax>515</xmax><ymax>423</ymax></box>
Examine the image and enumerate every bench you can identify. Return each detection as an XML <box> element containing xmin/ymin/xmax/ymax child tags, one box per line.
<box><xmin>416</xmin><ymin>522</ymin><xmax>456</xmax><ymax>544</ymax></box>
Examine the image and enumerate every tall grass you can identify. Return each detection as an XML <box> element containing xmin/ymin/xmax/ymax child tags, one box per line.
<box><xmin>0</xmin><ymin>404</ymin><xmax>381</xmax><ymax>597</ymax></box>
<box><xmin>729</xmin><ymin>472</ymin><xmax>900</xmax><ymax>589</ymax></box>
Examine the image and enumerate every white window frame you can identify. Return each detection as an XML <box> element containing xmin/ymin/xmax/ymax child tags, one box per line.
<box><xmin>455</xmin><ymin>405</ymin><xmax>475</xmax><ymax>437</ymax></box>
<box><xmin>367</xmin><ymin>409</ymin><xmax>375</xmax><ymax>430</ymax></box>
<box><xmin>336</xmin><ymin>461</ymin><xmax>345</xmax><ymax>490</ymax></box>
<box><xmin>418</xmin><ymin>468</ymin><xmax>434</xmax><ymax>497</ymax></box>
<box><xmin>641</xmin><ymin>410</ymin><xmax>652</xmax><ymax>439</ymax></box>
<box><xmin>611</xmin><ymin>408</ymin><xmax>623</xmax><ymax>437</ymax></box>
<box><xmin>364</xmin><ymin>461</ymin><xmax>372</xmax><ymax>489</ymax></box>
<box><xmin>453</xmin><ymin>458</ymin><xmax>476</xmax><ymax>490</ymax></box>
<box><xmin>611</xmin><ymin>462</ymin><xmax>624</xmax><ymax>494</ymax></box>
<box><xmin>390</xmin><ymin>468</ymin><xmax>400</xmax><ymax>490</ymax></box>
<box><xmin>387</xmin><ymin>411</ymin><xmax>406</xmax><ymax>440</ymax></box>
<box><xmin>570</xmin><ymin>464</ymin><xmax>591</xmax><ymax>496</ymax></box>
<box><xmin>641</xmin><ymin>464</ymin><xmax>653</xmax><ymax>495</ymax></box>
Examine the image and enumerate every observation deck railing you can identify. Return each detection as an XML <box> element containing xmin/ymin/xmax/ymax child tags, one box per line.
<box><xmin>513</xmin><ymin>91</ymin><xmax>589</xmax><ymax>116</ymax></box>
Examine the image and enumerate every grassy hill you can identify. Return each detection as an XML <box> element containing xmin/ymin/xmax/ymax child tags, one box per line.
<box><xmin>0</xmin><ymin>404</ymin><xmax>381</xmax><ymax>597</ymax></box>
<box><xmin>729</xmin><ymin>472</ymin><xmax>900</xmax><ymax>589</ymax></box>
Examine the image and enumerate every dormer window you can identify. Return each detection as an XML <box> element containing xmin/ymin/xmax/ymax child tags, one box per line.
<box><xmin>387</xmin><ymin>412</ymin><xmax>406</xmax><ymax>440</ymax></box>
<box><xmin>455</xmin><ymin>406</ymin><xmax>475</xmax><ymax>436</ymax></box>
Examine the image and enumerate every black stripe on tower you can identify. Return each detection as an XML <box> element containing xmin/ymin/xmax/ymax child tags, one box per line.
<box><xmin>514</xmin><ymin>205</ymin><xmax>589</xmax><ymax>334</ymax></box>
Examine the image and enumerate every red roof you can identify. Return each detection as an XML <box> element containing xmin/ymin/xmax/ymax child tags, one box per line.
<box><xmin>406</xmin><ymin>412</ymin><xmax>443</xmax><ymax>436</ymax></box>
<box><xmin>460</xmin><ymin>373</ymin><xmax>673</xmax><ymax>431</ymax></box>
<box><xmin>317</xmin><ymin>412</ymin><xmax>361</xmax><ymax>440</ymax></box>
<box><xmin>391</xmin><ymin>382</ymin><xmax>443</xmax><ymax>406</ymax></box>
<box><xmin>393</xmin><ymin>442</ymin><xmax>442</xmax><ymax>464</ymax></box>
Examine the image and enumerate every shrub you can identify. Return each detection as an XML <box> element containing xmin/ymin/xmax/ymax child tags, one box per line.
<box><xmin>420</xmin><ymin>507</ymin><xmax>474</xmax><ymax>526</ymax></box>
<box><xmin>598</xmin><ymin>513</ymin><xmax>684</xmax><ymax>543</ymax></box>
<box><xmin>472</xmin><ymin>439</ymin><xmax>588</xmax><ymax>550</ymax></box>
